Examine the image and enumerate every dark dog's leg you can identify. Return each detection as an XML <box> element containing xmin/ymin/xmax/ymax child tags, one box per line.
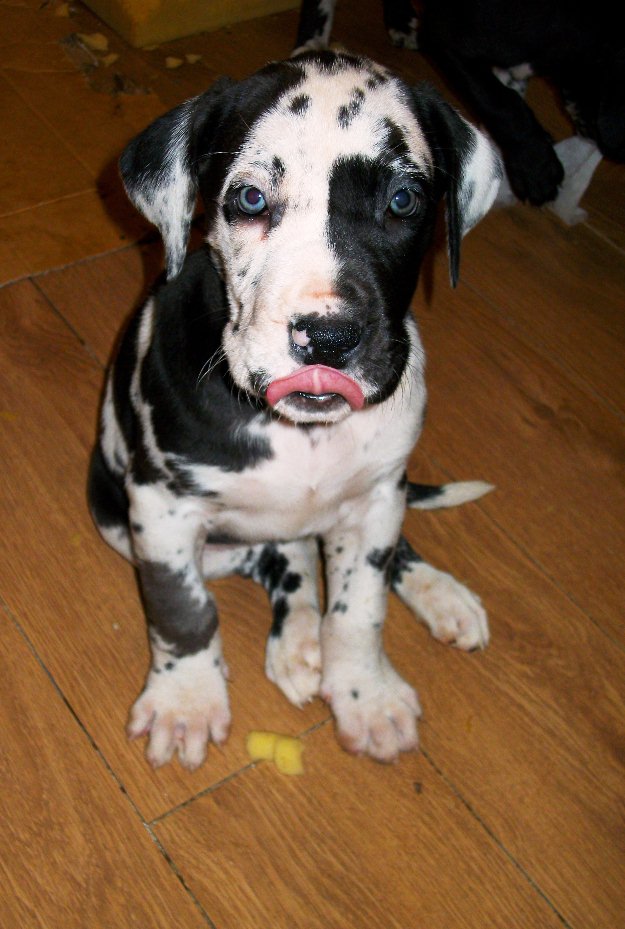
<box><xmin>383</xmin><ymin>0</ymin><xmax>419</xmax><ymax>49</ymax></box>
<box><xmin>390</xmin><ymin>536</ymin><xmax>489</xmax><ymax>650</ymax></box>
<box><xmin>319</xmin><ymin>479</ymin><xmax>421</xmax><ymax>762</ymax></box>
<box><xmin>296</xmin><ymin>0</ymin><xmax>337</xmax><ymax>49</ymax></box>
<box><xmin>126</xmin><ymin>491</ymin><xmax>230</xmax><ymax>770</ymax></box>
<box><xmin>422</xmin><ymin>40</ymin><xmax>564</xmax><ymax>204</ymax></box>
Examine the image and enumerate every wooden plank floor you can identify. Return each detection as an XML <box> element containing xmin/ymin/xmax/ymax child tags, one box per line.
<box><xmin>1</xmin><ymin>2</ymin><xmax>624</xmax><ymax>927</ymax></box>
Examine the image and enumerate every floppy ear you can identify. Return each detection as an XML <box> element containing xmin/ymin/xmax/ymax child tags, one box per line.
<box><xmin>120</xmin><ymin>77</ymin><xmax>235</xmax><ymax>278</ymax></box>
<box><xmin>411</xmin><ymin>84</ymin><xmax>502</xmax><ymax>286</ymax></box>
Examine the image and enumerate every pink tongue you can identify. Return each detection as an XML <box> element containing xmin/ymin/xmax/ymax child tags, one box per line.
<box><xmin>266</xmin><ymin>364</ymin><xmax>365</xmax><ymax>410</ymax></box>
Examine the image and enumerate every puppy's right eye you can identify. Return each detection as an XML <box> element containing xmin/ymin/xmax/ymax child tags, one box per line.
<box><xmin>237</xmin><ymin>186</ymin><xmax>267</xmax><ymax>216</ymax></box>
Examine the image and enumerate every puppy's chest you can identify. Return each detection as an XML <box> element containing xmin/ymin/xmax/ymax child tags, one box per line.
<box><xmin>183</xmin><ymin>415</ymin><xmax>406</xmax><ymax>542</ymax></box>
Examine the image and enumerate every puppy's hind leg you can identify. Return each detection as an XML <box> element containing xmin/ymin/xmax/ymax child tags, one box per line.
<box><xmin>248</xmin><ymin>540</ymin><xmax>322</xmax><ymax>707</ymax></box>
<box><xmin>87</xmin><ymin>443</ymin><xmax>133</xmax><ymax>561</ymax></box>
<box><xmin>391</xmin><ymin>536</ymin><xmax>489</xmax><ymax>651</ymax></box>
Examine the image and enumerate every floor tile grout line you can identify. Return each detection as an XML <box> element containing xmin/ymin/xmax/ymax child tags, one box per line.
<box><xmin>2</xmin><ymin>66</ymin><xmax>99</xmax><ymax>180</ymax></box>
<box><xmin>142</xmin><ymin>825</ymin><xmax>220</xmax><ymax>929</ymax></box>
<box><xmin>417</xmin><ymin>448</ymin><xmax>625</xmax><ymax>653</ymax></box>
<box><xmin>0</xmin><ymin>186</ymin><xmax>98</xmax><ymax>221</ymax></box>
<box><xmin>148</xmin><ymin>717</ymin><xmax>331</xmax><ymax>828</ymax></box>
<box><xmin>31</xmin><ymin>274</ymin><xmax>107</xmax><ymax>369</ymax></box>
<box><xmin>0</xmin><ymin>597</ymin><xmax>221</xmax><ymax>925</ymax></box>
<box><xmin>0</xmin><ymin>223</ymin><xmax>162</xmax><ymax>293</ymax></box>
<box><xmin>421</xmin><ymin>747</ymin><xmax>574</xmax><ymax>929</ymax></box>
<box><xmin>0</xmin><ymin>598</ymin><xmax>146</xmax><ymax>820</ymax></box>
<box><xmin>0</xmin><ymin>593</ymin><xmax>594</xmax><ymax>929</ymax></box>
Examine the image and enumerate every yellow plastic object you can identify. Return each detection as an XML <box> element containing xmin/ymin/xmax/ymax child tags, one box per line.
<box><xmin>274</xmin><ymin>736</ymin><xmax>304</xmax><ymax>775</ymax></box>
<box><xmin>245</xmin><ymin>730</ymin><xmax>304</xmax><ymax>775</ymax></box>
<box><xmin>245</xmin><ymin>730</ymin><xmax>279</xmax><ymax>762</ymax></box>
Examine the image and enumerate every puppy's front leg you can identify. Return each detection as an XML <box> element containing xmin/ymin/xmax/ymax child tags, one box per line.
<box><xmin>320</xmin><ymin>484</ymin><xmax>421</xmax><ymax>763</ymax></box>
<box><xmin>126</xmin><ymin>485</ymin><xmax>230</xmax><ymax>770</ymax></box>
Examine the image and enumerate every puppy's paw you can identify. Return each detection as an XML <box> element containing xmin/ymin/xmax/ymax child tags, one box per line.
<box><xmin>265</xmin><ymin>606</ymin><xmax>322</xmax><ymax>707</ymax></box>
<box><xmin>127</xmin><ymin>648</ymin><xmax>231</xmax><ymax>770</ymax></box>
<box><xmin>397</xmin><ymin>562</ymin><xmax>489</xmax><ymax>651</ymax></box>
<box><xmin>322</xmin><ymin>661</ymin><xmax>421</xmax><ymax>763</ymax></box>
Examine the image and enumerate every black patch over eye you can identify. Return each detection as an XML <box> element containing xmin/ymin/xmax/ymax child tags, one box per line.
<box><xmin>389</xmin><ymin>188</ymin><xmax>420</xmax><ymax>217</ymax></box>
<box><xmin>236</xmin><ymin>185</ymin><xmax>267</xmax><ymax>216</ymax></box>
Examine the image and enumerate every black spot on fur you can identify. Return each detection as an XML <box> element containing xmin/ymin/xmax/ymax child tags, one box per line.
<box><xmin>271</xmin><ymin>596</ymin><xmax>290</xmax><ymax>636</ymax></box>
<box><xmin>282</xmin><ymin>572</ymin><xmax>302</xmax><ymax>594</ymax></box>
<box><xmin>140</xmin><ymin>560</ymin><xmax>218</xmax><ymax>658</ymax></box>
<box><xmin>272</xmin><ymin>155</ymin><xmax>285</xmax><ymax>178</ymax></box>
<box><xmin>389</xmin><ymin>535</ymin><xmax>423</xmax><ymax>588</ymax></box>
<box><xmin>288</xmin><ymin>93</ymin><xmax>311</xmax><ymax>116</ymax></box>
<box><xmin>366</xmin><ymin>70</ymin><xmax>388</xmax><ymax>88</ymax></box>
<box><xmin>332</xmin><ymin>600</ymin><xmax>348</xmax><ymax>613</ymax></box>
<box><xmin>351</xmin><ymin>689</ymin><xmax>360</xmax><ymax>699</ymax></box>
<box><xmin>367</xmin><ymin>546</ymin><xmax>394</xmax><ymax>572</ymax></box>
<box><xmin>254</xmin><ymin>545</ymin><xmax>289</xmax><ymax>594</ymax></box>
<box><xmin>337</xmin><ymin>88</ymin><xmax>365</xmax><ymax>129</ymax></box>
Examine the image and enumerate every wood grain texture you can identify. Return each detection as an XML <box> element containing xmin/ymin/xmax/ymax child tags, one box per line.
<box><xmin>1</xmin><ymin>1</ymin><xmax>624</xmax><ymax>927</ymax></box>
<box><xmin>0</xmin><ymin>616</ymin><xmax>209</xmax><ymax>929</ymax></box>
<box><xmin>391</xmin><ymin>489</ymin><xmax>625</xmax><ymax>929</ymax></box>
<box><xmin>155</xmin><ymin>723</ymin><xmax>565</xmax><ymax>929</ymax></box>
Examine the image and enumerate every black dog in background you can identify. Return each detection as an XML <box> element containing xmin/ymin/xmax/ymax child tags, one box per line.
<box><xmin>297</xmin><ymin>0</ymin><xmax>625</xmax><ymax>205</ymax></box>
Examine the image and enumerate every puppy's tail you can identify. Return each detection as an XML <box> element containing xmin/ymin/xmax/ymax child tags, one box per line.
<box><xmin>407</xmin><ymin>480</ymin><xmax>494</xmax><ymax>510</ymax></box>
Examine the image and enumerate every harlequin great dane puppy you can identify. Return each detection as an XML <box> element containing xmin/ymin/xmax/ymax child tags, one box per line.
<box><xmin>89</xmin><ymin>50</ymin><xmax>501</xmax><ymax>770</ymax></box>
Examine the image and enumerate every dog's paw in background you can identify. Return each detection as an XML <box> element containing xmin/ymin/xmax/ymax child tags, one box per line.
<box><xmin>321</xmin><ymin>657</ymin><xmax>421</xmax><ymax>763</ymax></box>
<box><xmin>127</xmin><ymin>639</ymin><xmax>231</xmax><ymax>770</ymax></box>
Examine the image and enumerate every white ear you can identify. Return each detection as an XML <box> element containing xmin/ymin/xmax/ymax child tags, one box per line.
<box><xmin>119</xmin><ymin>79</ymin><xmax>234</xmax><ymax>278</ymax></box>
<box><xmin>456</xmin><ymin>121</ymin><xmax>502</xmax><ymax>236</ymax></box>
<box><xmin>440</xmin><ymin>115</ymin><xmax>502</xmax><ymax>286</ymax></box>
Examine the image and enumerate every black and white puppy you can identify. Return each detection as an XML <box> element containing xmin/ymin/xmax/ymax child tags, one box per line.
<box><xmin>89</xmin><ymin>50</ymin><xmax>500</xmax><ymax>771</ymax></box>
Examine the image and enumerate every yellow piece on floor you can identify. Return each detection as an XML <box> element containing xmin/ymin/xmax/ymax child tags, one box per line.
<box><xmin>273</xmin><ymin>736</ymin><xmax>305</xmax><ymax>775</ymax></box>
<box><xmin>165</xmin><ymin>56</ymin><xmax>184</xmax><ymax>69</ymax></box>
<box><xmin>81</xmin><ymin>1</ymin><xmax>300</xmax><ymax>49</ymax></box>
<box><xmin>245</xmin><ymin>730</ymin><xmax>279</xmax><ymax>762</ymax></box>
<box><xmin>77</xmin><ymin>32</ymin><xmax>110</xmax><ymax>52</ymax></box>
<box><xmin>246</xmin><ymin>731</ymin><xmax>304</xmax><ymax>775</ymax></box>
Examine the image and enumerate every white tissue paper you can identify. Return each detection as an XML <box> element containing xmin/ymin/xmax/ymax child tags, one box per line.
<box><xmin>493</xmin><ymin>136</ymin><xmax>602</xmax><ymax>225</ymax></box>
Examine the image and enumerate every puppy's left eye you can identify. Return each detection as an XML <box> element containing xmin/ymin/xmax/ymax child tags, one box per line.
<box><xmin>389</xmin><ymin>188</ymin><xmax>419</xmax><ymax>217</ymax></box>
<box><xmin>237</xmin><ymin>186</ymin><xmax>267</xmax><ymax>216</ymax></box>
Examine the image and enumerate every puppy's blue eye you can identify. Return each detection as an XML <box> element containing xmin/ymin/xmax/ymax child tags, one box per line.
<box><xmin>237</xmin><ymin>186</ymin><xmax>267</xmax><ymax>215</ymax></box>
<box><xmin>389</xmin><ymin>188</ymin><xmax>419</xmax><ymax>217</ymax></box>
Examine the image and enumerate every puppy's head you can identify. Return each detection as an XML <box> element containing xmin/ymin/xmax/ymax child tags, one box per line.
<box><xmin>121</xmin><ymin>52</ymin><xmax>500</xmax><ymax>424</ymax></box>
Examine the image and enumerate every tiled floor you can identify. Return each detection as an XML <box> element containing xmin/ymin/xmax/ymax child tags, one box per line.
<box><xmin>1</xmin><ymin>2</ymin><xmax>624</xmax><ymax>928</ymax></box>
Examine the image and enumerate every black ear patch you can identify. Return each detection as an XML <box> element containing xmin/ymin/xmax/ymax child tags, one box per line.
<box><xmin>119</xmin><ymin>78</ymin><xmax>235</xmax><ymax>278</ymax></box>
<box><xmin>410</xmin><ymin>83</ymin><xmax>501</xmax><ymax>286</ymax></box>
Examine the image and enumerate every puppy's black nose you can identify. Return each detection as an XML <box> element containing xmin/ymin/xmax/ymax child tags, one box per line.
<box><xmin>291</xmin><ymin>317</ymin><xmax>363</xmax><ymax>367</ymax></box>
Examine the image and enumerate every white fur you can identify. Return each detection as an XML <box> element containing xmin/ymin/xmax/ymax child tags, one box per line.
<box><xmin>128</xmin><ymin>632</ymin><xmax>230</xmax><ymax>770</ymax></box>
